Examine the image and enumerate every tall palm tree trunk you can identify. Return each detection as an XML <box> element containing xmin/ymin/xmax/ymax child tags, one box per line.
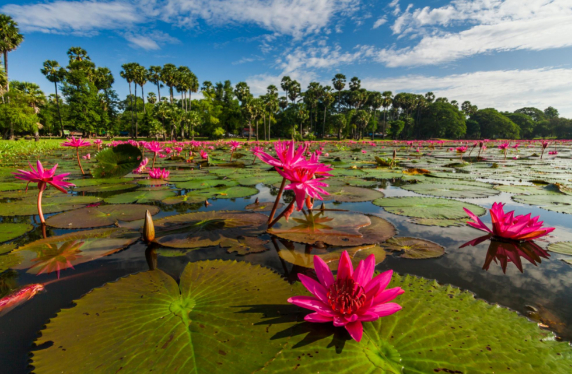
<box><xmin>256</xmin><ymin>119</ymin><xmax>259</xmax><ymax>141</ymax></box>
<box><xmin>141</xmin><ymin>85</ymin><xmax>146</xmax><ymax>113</ymax></box>
<box><xmin>156</xmin><ymin>83</ymin><xmax>161</xmax><ymax>101</ymax></box>
<box><xmin>134</xmin><ymin>84</ymin><xmax>138</xmax><ymax>139</ymax></box>
<box><xmin>54</xmin><ymin>82</ymin><xmax>64</xmax><ymax>137</ymax></box>
<box><xmin>128</xmin><ymin>82</ymin><xmax>134</xmax><ymax>138</ymax></box>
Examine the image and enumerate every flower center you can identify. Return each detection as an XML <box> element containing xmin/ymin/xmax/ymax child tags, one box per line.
<box><xmin>327</xmin><ymin>277</ymin><xmax>366</xmax><ymax>315</ymax></box>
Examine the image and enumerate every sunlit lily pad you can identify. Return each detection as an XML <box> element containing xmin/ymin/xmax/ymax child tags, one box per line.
<box><xmin>513</xmin><ymin>194</ymin><xmax>572</xmax><ymax>214</ymax></box>
<box><xmin>410</xmin><ymin>218</ymin><xmax>466</xmax><ymax>227</ymax></box>
<box><xmin>0</xmin><ymin>223</ymin><xmax>33</xmax><ymax>243</ymax></box>
<box><xmin>0</xmin><ymin>195</ymin><xmax>102</xmax><ymax>216</ymax></box>
<box><xmin>494</xmin><ymin>185</ymin><xmax>560</xmax><ymax>195</ymax></box>
<box><xmin>103</xmin><ymin>189</ymin><xmax>176</xmax><ymax>204</ymax></box>
<box><xmin>32</xmin><ymin>260</ymin><xmax>296</xmax><ymax>373</ymax></box>
<box><xmin>185</xmin><ymin>186</ymin><xmax>259</xmax><ymax>199</ymax></box>
<box><xmin>70</xmin><ymin>177</ymin><xmax>134</xmax><ymax>187</ymax></box>
<box><xmin>161</xmin><ymin>194</ymin><xmax>206</xmax><ymax>205</ymax></box>
<box><xmin>373</xmin><ymin>197</ymin><xmax>486</xmax><ymax>219</ymax></box>
<box><xmin>245</xmin><ymin>201</ymin><xmax>283</xmax><ymax>211</ymax></box>
<box><xmin>175</xmin><ymin>179</ymin><xmax>237</xmax><ymax>190</ymax></box>
<box><xmin>261</xmin><ymin>273</ymin><xmax>572</xmax><ymax>373</ymax></box>
<box><xmin>322</xmin><ymin>186</ymin><xmax>384</xmax><ymax>202</ymax></box>
<box><xmin>92</xmin><ymin>144</ymin><xmax>142</xmax><ymax>178</ymax></box>
<box><xmin>279</xmin><ymin>244</ymin><xmax>387</xmax><ymax>271</ymax></box>
<box><xmin>547</xmin><ymin>242</ymin><xmax>572</xmax><ymax>256</ymax></box>
<box><xmin>269</xmin><ymin>211</ymin><xmax>395</xmax><ymax>247</ymax></box>
<box><xmin>0</xmin><ymin>228</ymin><xmax>138</xmax><ymax>275</ymax></box>
<box><xmin>73</xmin><ymin>183</ymin><xmax>137</xmax><ymax>193</ymax></box>
<box><xmin>136</xmin><ymin>178</ymin><xmax>170</xmax><ymax>186</ymax></box>
<box><xmin>382</xmin><ymin>237</ymin><xmax>445</xmax><ymax>259</ymax></box>
<box><xmin>154</xmin><ymin>211</ymin><xmax>268</xmax><ymax>248</ymax></box>
<box><xmin>401</xmin><ymin>182</ymin><xmax>499</xmax><ymax>198</ymax></box>
<box><xmin>233</xmin><ymin>175</ymin><xmax>282</xmax><ymax>186</ymax></box>
<box><xmin>0</xmin><ymin>182</ymin><xmax>29</xmax><ymax>191</ymax></box>
<box><xmin>46</xmin><ymin>204</ymin><xmax>159</xmax><ymax>228</ymax></box>
<box><xmin>220</xmin><ymin>236</ymin><xmax>270</xmax><ymax>255</ymax></box>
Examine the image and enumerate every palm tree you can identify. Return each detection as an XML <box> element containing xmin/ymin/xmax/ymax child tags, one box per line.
<box><xmin>280</xmin><ymin>76</ymin><xmax>291</xmax><ymax>99</ymax></box>
<box><xmin>424</xmin><ymin>91</ymin><xmax>435</xmax><ymax>103</ymax></box>
<box><xmin>304</xmin><ymin>82</ymin><xmax>323</xmax><ymax>137</ymax></box>
<box><xmin>0</xmin><ymin>14</ymin><xmax>24</xmax><ymax>94</ymax></box>
<box><xmin>187</xmin><ymin>71</ymin><xmax>199</xmax><ymax>111</ymax></box>
<box><xmin>349</xmin><ymin>76</ymin><xmax>361</xmax><ymax>91</ymax></box>
<box><xmin>332</xmin><ymin>74</ymin><xmax>346</xmax><ymax>111</ymax></box>
<box><xmin>148</xmin><ymin>65</ymin><xmax>163</xmax><ymax>101</ymax></box>
<box><xmin>368</xmin><ymin>91</ymin><xmax>383</xmax><ymax>140</ymax></box>
<box><xmin>161</xmin><ymin>64</ymin><xmax>178</xmax><ymax>104</ymax></box>
<box><xmin>120</xmin><ymin>62</ymin><xmax>137</xmax><ymax>137</ymax></box>
<box><xmin>265</xmin><ymin>85</ymin><xmax>278</xmax><ymax>140</ymax></box>
<box><xmin>288</xmin><ymin>80</ymin><xmax>301</xmax><ymax>104</ymax></box>
<box><xmin>67</xmin><ymin>47</ymin><xmax>90</xmax><ymax>62</ymax></box>
<box><xmin>321</xmin><ymin>86</ymin><xmax>335</xmax><ymax>139</ymax></box>
<box><xmin>41</xmin><ymin>60</ymin><xmax>66</xmax><ymax>137</ymax></box>
<box><xmin>381</xmin><ymin>91</ymin><xmax>392</xmax><ymax>137</ymax></box>
<box><xmin>147</xmin><ymin>92</ymin><xmax>157</xmax><ymax>104</ymax></box>
<box><xmin>133</xmin><ymin>65</ymin><xmax>148</xmax><ymax>114</ymax></box>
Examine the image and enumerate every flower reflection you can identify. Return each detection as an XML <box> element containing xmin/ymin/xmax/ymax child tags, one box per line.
<box><xmin>30</xmin><ymin>240</ymin><xmax>85</xmax><ymax>278</ymax></box>
<box><xmin>461</xmin><ymin>235</ymin><xmax>550</xmax><ymax>273</ymax></box>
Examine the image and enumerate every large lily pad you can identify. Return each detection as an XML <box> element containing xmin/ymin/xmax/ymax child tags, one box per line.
<box><xmin>410</xmin><ymin>218</ymin><xmax>466</xmax><ymax>227</ymax></box>
<box><xmin>46</xmin><ymin>204</ymin><xmax>159</xmax><ymax>228</ymax></box>
<box><xmin>322</xmin><ymin>186</ymin><xmax>384</xmax><ymax>202</ymax></box>
<box><xmin>175</xmin><ymin>179</ymin><xmax>238</xmax><ymax>190</ymax></box>
<box><xmin>245</xmin><ymin>201</ymin><xmax>283</xmax><ymax>212</ymax></box>
<box><xmin>220</xmin><ymin>236</ymin><xmax>270</xmax><ymax>255</ymax></box>
<box><xmin>154</xmin><ymin>211</ymin><xmax>268</xmax><ymax>248</ymax></box>
<box><xmin>73</xmin><ymin>183</ymin><xmax>137</xmax><ymax>193</ymax></box>
<box><xmin>513</xmin><ymin>194</ymin><xmax>572</xmax><ymax>214</ymax></box>
<box><xmin>269</xmin><ymin>211</ymin><xmax>395</xmax><ymax>247</ymax></box>
<box><xmin>382</xmin><ymin>237</ymin><xmax>445</xmax><ymax>259</ymax></box>
<box><xmin>233</xmin><ymin>174</ymin><xmax>282</xmax><ymax>186</ymax></box>
<box><xmin>32</xmin><ymin>260</ymin><xmax>296</xmax><ymax>373</ymax></box>
<box><xmin>547</xmin><ymin>242</ymin><xmax>572</xmax><ymax>256</ymax></box>
<box><xmin>401</xmin><ymin>182</ymin><xmax>499</xmax><ymax>198</ymax></box>
<box><xmin>92</xmin><ymin>144</ymin><xmax>142</xmax><ymax>178</ymax></box>
<box><xmin>185</xmin><ymin>186</ymin><xmax>259</xmax><ymax>199</ymax></box>
<box><xmin>261</xmin><ymin>273</ymin><xmax>572</xmax><ymax>373</ymax></box>
<box><xmin>103</xmin><ymin>189</ymin><xmax>176</xmax><ymax>204</ymax></box>
<box><xmin>0</xmin><ymin>228</ymin><xmax>138</xmax><ymax>275</ymax></box>
<box><xmin>0</xmin><ymin>223</ymin><xmax>33</xmax><ymax>243</ymax></box>
<box><xmin>70</xmin><ymin>177</ymin><xmax>134</xmax><ymax>187</ymax></box>
<box><xmin>373</xmin><ymin>197</ymin><xmax>486</xmax><ymax>219</ymax></box>
<box><xmin>0</xmin><ymin>195</ymin><xmax>102</xmax><ymax>216</ymax></box>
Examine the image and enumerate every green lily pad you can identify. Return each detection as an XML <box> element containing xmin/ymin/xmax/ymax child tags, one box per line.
<box><xmin>0</xmin><ymin>195</ymin><xmax>102</xmax><ymax>216</ymax></box>
<box><xmin>161</xmin><ymin>195</ymin><xmax>206</xmax><ymax>205</ymax></box>
<box><xmin>0</xmin><ymin>228</ymin><xmax>138</xmax><ymax>275</ymax></box>
<box><xmin>513</xmin><ymin>194</ymin><xmax>572</xmax><ymax>214</ymax></box>
<box><xmin>322</xmin><ymin>186</ymin><xmax>384</xmax><ymax>202</ymax></box>
<box><xmin>401</xmin><ymin>182</ymin><xmax>499</xmax><ymax>198</ymax></box>
<box><xmin>279</xmin><ymin>244</ymin><xmax>387</xmax><ymax>271</ymax></box>
<box><xmin>31</xmin><ymin>260</ymin><xmax>296</xmax><ymax>374</ymax></box>
<box><xmin>103</xmin><ymin>190</ymin><xmax>176</xmax><ymax>204</ymax></box>
<box><xmin>233</xmin><ymin>175</ymin><xmax>282</xmax><ymax>186</ymax></box>
<box><xmin>45</xmin><ymin>204</ymin><xmax>159</xmax><ymax>228</ymax></box>
<box><xmin>92</xmin><ymin>144</ymin><xmax>142</xmax><ymax>178</ymax></box>
<box><xmin>547</xmin><ymin>242</ymin><xmax>572</xmax><ymax>256</ymax></box>
<box><xmin>70</xmin><ymin>177</ymin><xmax>134</xmax><ymax>187</ymax></box>
<box><xmin>262</xmin><ymin>273</ymin><xmax>572</xmax><ymax>374</ymax></box>
<box><xmin>382</xmin><ymin>237</ymin><xmax>445</xmax><ymax>259</ymax></box>
<box><xmin>73</xmin><ymin>183</ymin><xmax>137</xmax><ymax>193</ymax></box>
<box><xmin>373</xmin><ymin>197</ymin><xmax>486</xmax><ymax>219</ymax></box>
<box><xmin>410</xmin><ymin>218</ymin><xmax>466</xmax><ymax>227</ymax></box>
<box><xmin>154</xmin><ymin>211</ymin><xmax>268</xmax><ymax>248</ymax></box>
<box><xmin>136</xmin><ymin>178</ymin><xmax>170</xmax><ymax>186</ymax></box>
<box><xmin>269</xmin><ymin>211</ymin><xmax>396</xmax><ymax>247</ymax></box>
<box><xmin>0</xmin><ymin>223</ymin><xmax>33</xmax><ymax>243</ymax></box>
<box><xmin>0</xmin><ymin>182</ymin><xmax>29</xmax><ymax>191</ymax></box>
<box><xmin>186</xmin><ymin>186</ymin><xmax>259</xmax><ymax>199</ymax></box>
<box><xmin>175</xmin><ymin>179</ymin><xmax>238</xmax><ymax>190</ymax></box>
<box><xmin>245</xmin><ymin>201</ymin><xmax>283</xmax><ymax>211</ymax></box>
<box><xmin>220</xmin><ymin>236</ymin><xmax>270</xmax><ymax>255</ymax></box>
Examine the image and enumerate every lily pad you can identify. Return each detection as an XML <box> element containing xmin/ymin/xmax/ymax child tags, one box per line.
<box><xmin>103</xmin><ymin>190</ymin><xmax>176</xmax><ymax>204</ymax></box>
<box><xmin>46</xmin><ymin>204</ymin><xmax>159</xmax><ymax>228</ymax></box>
<box><xmin>233</xmin><ymin>175</ymin><xmax>282</xmax><ymax>186</ymax></box>
<box><xmin>322</xmin><ymin>186</ymin><xmax>384</xmax><ymax>202</ymax></box>
<box><xmin>185</xmin><ymin>186</ymin><xmax>259</xmax><ymax>199</ymax></box>
<box><xmin>73</xmin><ymin>183</ymin><xmax>137</xmax><ymax>193</ymax></box>
<box><xmin>0</xmin><ymin>223</ymin><xmax>33</xmax><ymax>243</ymax></box>
<box><xmin>0</xmin><ymin>195</ymin><xmax>102</xmax><ymax>216</ymax></box>
<box><xmin>70</xmin><ymin>177</ymin><xmax>134</xmax><ymax>187</ymax></box>
<box><xmin>161</xmin><ymin>194</ymin><xmax>206</xmax><ymax>205</ymax></box>
<box><xmin>382</xmin><ymin>237</ymin><xmax>445</xmax><ymax>259</ymax></box>
<box><xmin>92</xmin><ymin>144</ymin><xmax>142</xmax><ymax>178</ymax></box>
<box><xmin>401</xmin><ymin>182</ymin><xmax>499</xmax><ymax>198</ymax></box>
<box><xmin>136</xmin><ymin>178</ymin><xmax>170</xmax><ymax>186</ymax></box>
<box><xmin>0</xmin><ymin>228</ymin><xmax>138</xmax><ymax>275</ymax></box>
<box><xmin>279</xmin><ymin>244</ymin><xmax>387</xmax><ymax>271</ymax></box>
<box><xmin>32</xmin><ymin>260</ymin><xmax>296</xmax><ymax>373</ymax></box>
<box><xmin>513</xmin><ymin>194</ymin><xmax>572</xmax><ymax>214</ymax></box>
<box><xmin>0</xmin><ymin>182</ymin><xmax>29</xmax><ymax>191</ymax></box>
<box><xmin>547</xmin><ymin>242</ymin><xmax>572</xmax><ymax>256</ymax></box>
<box><xmin>154</xmin><ymin>211</ymin><xmax>268</xmax><ymax>248</ymax></box>
<box><xmin>245</xmin><ymin>201</ymin><xmax>283</xmax><ymax>212</ymax></box>
<box><xmin>269</xmin><ymin>211</ymin><xmax>395</xmax><ymax>247</ymax></box>
<box><xmin>220</xmin><ymin>236</ymin><xmax>270</xmax><ymax>255</ymax></box>
<box><xmin>410</xmin><ymin>218</ymin><xmax>466</xmax><ymax>227</ymax></box>
<box><xmin>373</xmin><ymin>197</ymin><xmax>486</xmax><ymax>219</ymax></box>
<box><xmin>261</xmin><ymin>273</ymin><xmax>572</xmax><ymax>373</ymax></box>
<box><xmin>175</xmin><ymin>179</ymin><xmax>238</xmax><ymax>190</ymax></box>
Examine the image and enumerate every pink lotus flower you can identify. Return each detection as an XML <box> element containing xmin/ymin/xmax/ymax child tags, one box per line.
<box><xmin>456</xmin><ymin>146</ymin><xmax>467</xmax><ymax>153</ymax></box>
<box><xmin>548</xmin><ymin>151</ymin><xmax>558</xmax><ymax>155</ymax></box>
<box><xmin>229</xmin><ymin>141</ymin><xmax>241</xmax><ymax>151</ymax></box>
<box><xmin>62</xmin><ymin>136</ymin><xmax>90</xmax><ymax>148</ymax></box>
<box><xmin>145</xmin><ymin>141</ymin><xmax>164</xmax><ymax>168</ymax></box>
<box><xmin>277</xmin><ymin>165</ymin><xmax>329</xmax><ymax>210</ymax></box>
<box><xmin>288</xmin><ymin>251</ymin><xmax>403</xmax><ymax>342</ymax></box>
<box><xmin>464</xmin><ymin>202</ymin><xmax>555</xmax><ymax>241</ymax></box>
<box><xmin>93</xmin><ymin>139</ymin><xmax>102</xmax><ymax>151</ymax></box>
<box><xmin>82</xmin><ymin>153</ymin><xmax>91</xmax><ymax>160</ymax></box>
<box><xmin>498</xmin><ymin>143</ymin><xmax>509</xmax><ymax>150</ymax></box>
<box><xmin>257</xmin><ymin>140</ymin><xmax>308</xmax><ymax>170</ymax></box>
<box><xmin>200</xmin><ymin>150</ymin><xmax>208</xmax><ymax>159</ymax></box>
<box><xmin>133</xmin><ymin>158</ymin><xmax>149</xmax><ymax>174</ymax></box>
<box><xmin>149</xmin><ymin>168</ymin><xmax>170</xmax><ymax>179</ymax></box>
<box><xmin>361</xmin><ymin>150</ymin><xmax>367</xmax><ymax>154</ymax></box>
<box><xmin>13</xmin><ymin>161</ymin><xmax>74</xmax><ymax>223</ymax></box>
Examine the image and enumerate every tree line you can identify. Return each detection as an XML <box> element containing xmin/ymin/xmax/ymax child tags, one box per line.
<box><xmin>0</xmin><ymin>13</ymin><xmax>570</xmax><ymax>141</ymax></box>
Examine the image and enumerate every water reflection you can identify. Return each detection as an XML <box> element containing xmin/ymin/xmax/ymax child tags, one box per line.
<box><xmin>461</xmin><ymin>235</ymin><xmax>550</xmax><ymax>274</ymax></box>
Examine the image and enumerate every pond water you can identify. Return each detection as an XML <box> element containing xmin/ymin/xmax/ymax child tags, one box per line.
<box><xmin>0</xmin><ymin>141</ymin><xmax>571</xmax><ymax>373</ymax></box>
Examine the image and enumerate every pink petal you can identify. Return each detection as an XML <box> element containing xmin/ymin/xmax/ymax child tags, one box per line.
<box><xmin>369</xmin><ymin>302</ymin><xmax>402</xmax><ymax>317</ymax></box>
<box><xmin>345</xmin><ymin>321</ymin><xmax>363</xmax><ymax>342</ymax></box>
<box><xmin>304</xmin><ymin>313</ymin><xmax>333</xmax><ymax>323</ymax></box>
<box><xmin>287</xmin><ymin>296</ymin><xmax>334</xmax><ymax>316</ymax></box>
<box><xmin>365</xmin><ymin>270</ymin><xmax>393</xmax><ymax>293</ymax></box>
<box><xmin>298</xmin><ymin>274</ymin><xmax>328</xmax><ymax>303</ymax></box>
<box><xmin>313</xmin><ymin>255</ymin><xmax>334</xmax><ymax>288</ymax></box>
<box><xmin>337</xmin><ymin>251</ymin><xmax>353</xmax><ymax>280</ymax></box>
<box><xmin>373</xmin><ymin>287</ymin><xmax>405</xmax><ymax>305</ymax></box>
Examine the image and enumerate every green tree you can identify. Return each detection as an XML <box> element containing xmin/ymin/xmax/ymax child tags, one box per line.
<box><xmin>470</xmin><ymin>109</ymin><xmax>520</xmax><ymax>139</ymax></box>
<box><xmin>418</xmin><ymin>102</ymin><xmax>466</xmax><ymax>139</ymax></box>
<box><xmin>503</xmin><ymin>112</ymin><xmax>535</xmax><ymax>139</ymax></box>
<box><xmin>41</xmin><ymin>60</ymin><xmax>66</xmax><ymax>136</ymax></box>
<box><xmin>0</xmin><ymin>14</ymin><xmax>24</xmax><ymax>95</ymax></box>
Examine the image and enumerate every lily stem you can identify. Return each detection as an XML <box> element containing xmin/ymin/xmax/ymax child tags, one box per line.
<box><xmin>268</xmin><ymin>200</ymin><xmax>295</xmax><ymax>229</ymax></box>
<box><xmin>268</xmin><ymin>177</ymin><xmax>286</xmax><ymax>224</ymax></box>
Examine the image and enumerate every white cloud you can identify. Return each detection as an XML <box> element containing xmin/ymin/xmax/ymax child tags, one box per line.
<box><xmin>381</xmin><ymin>0</ymin><xmax>572</xmax><ymax>66</ymax></box>
<box><xmin>2</xmin><ymin>1</ymin><xmax>142</xmax><ymax>35</ymax></box>
<box><xmin>361</xmin><ymin>67</ymin><xmax>572</xmax><ymax>117</ymax></box>
<box><xmin>372</xmin><ymin>16</ymin><xmax>387</xmax><ymax>29</ymax></box>
<box><xmin>123</xmin><ymin>30</ymin><xmax>180</xmax><ymax>50</ymax></box>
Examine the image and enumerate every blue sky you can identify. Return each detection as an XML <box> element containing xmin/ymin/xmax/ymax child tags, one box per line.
<box><xmin>2</xmin><ymin>0</ymin><xmax>572</xmax><ymax>116</ymax></box>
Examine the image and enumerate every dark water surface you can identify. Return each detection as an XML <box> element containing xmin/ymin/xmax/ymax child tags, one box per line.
<box><xmin>1</xmin><ymin>182</ymin><xmax>571</xmax><ymax>373</ymax></box>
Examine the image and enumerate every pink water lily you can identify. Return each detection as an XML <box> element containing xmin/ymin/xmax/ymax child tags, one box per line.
<box><xmin>200</xmin><ymin>150</ymin><xmax>208</xmax><ymax>159</ymax></box>
<box><xmin>13</xmin><ymin>161</ymin><xmax>75</xmax><ymax>223</ymax></box>
<box><xmin>277</xmin><ymin>165</ymin><xmax>329</xmax><ymax>210</ymax></box>
<box><xmin>62</xmin><ymin>136</ymin><xmax>91</xmax><ymax>174</ymax></box>
<box><xmin>288</xmin><ymin>251</ymin><xmax>403</xmax><ymax>342</ymax></box>
<box><xmin>144</xmin><ymin>141</ymin><xmax>164</xmax><ymax>168</ymax></box>
<box><xmin>257</xmin><ymin>140</ymin><xmax>308</xmax><ymax>170</ymax></box>
<box><xmin>464</xmin><ymin>202</ymin><xmax>555</xmax><ymax>241</ymax></box>
<box><xmin>149</xmin><ymin>168</ymin><xmax>169</xmax><ymax>179</ymax></box>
